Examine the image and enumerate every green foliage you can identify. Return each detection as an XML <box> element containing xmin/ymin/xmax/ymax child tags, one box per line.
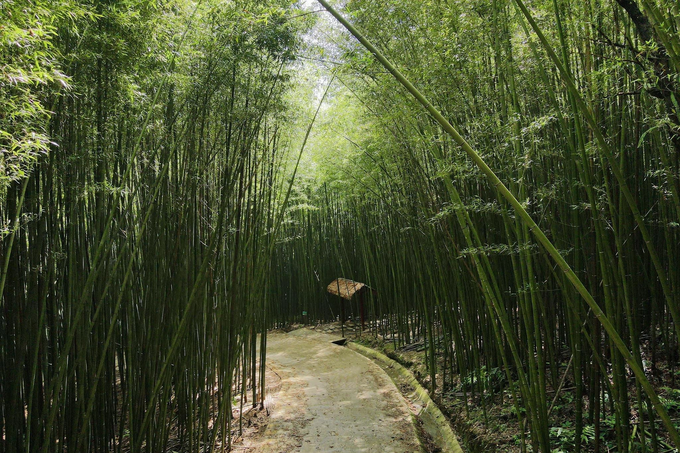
<box><xmin>0</xmin><ymin>0</ymin><xmax>87</xmax><ymax>188</ymax></box>
<box><xmin>0</xmin><ymin>0</ymin><xmax>306</xmax><ymax>451</ymax></box>
<box><xmin>3</xmin><ymin>0</ymin><xmax>680</xmax><ymax>451</ymax></box>
<box><xmin>661</xmin><ymin>387</ymin><xmax>680</xmax><ymax>414</ymax></box>
<box><xmin>276</xmin><ymin>0</ymin><xmax>680</xmax><ymax>452</ymax></box>
<box><xmin>461</xmin><ymin>366</ymin><xmax>507</xmax><ymax>393</ymax></box>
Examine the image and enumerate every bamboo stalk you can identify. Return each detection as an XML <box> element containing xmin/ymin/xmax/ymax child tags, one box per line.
<box><xmin>316</xmin><ymin>0</ymin><xmax>680</xmax><ymax>447</ymax></box>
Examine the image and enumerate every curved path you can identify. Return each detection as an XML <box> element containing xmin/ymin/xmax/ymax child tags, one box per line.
<box><xmin>245</xmin><ymin>329</ymin><xmax>422</xmax><ymax>452</ymax></box>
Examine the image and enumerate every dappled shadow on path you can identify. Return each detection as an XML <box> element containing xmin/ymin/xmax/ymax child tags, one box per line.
<box><xmin>241</xmin><ymin>328</ymin><xmax>421</xmax><ymax>452</ymax></box>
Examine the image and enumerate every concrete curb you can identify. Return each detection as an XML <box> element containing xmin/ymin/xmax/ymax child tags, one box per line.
<box><xmin>347</xmin><ymin>342</ymin><xmax>464</xmax><ymax>453</ymax></box>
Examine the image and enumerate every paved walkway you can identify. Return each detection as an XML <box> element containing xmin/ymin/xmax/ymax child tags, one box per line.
<box><xmin>245</xmin><ymin>329</ymin><xmax>422</xmax><ymax>452</ymax></box>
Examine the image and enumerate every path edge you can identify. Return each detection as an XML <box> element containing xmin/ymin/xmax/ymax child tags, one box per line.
<box><xmin>347</xmin><ymin>342</ymin><xmax>464</xmax><ymax>453</ymax></box>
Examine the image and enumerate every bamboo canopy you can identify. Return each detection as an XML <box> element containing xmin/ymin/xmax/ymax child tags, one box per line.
<box><xmin>326</xmin><ymin>278</ymin><xmax>371</xmax><ymax>300</ymax></box>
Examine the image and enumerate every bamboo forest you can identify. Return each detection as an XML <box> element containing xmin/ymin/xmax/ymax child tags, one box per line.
<box><xmin>2</xmin><ymin>0</ymin><xmax>680</xmax><ymax>451</ymax></box>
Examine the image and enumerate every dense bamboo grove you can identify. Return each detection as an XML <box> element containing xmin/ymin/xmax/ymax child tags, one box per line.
<box><xmin>3</xmin><ymin>0</ymin><xmax>680</xmax><ymax>452</ymax></box>
<box><xmin>274</xmin><ymin>0</ymin><xmax>680</xmax><ymax>452</ymax></box>
<box><xmin>1</xmin><ymin>0</ymin><xmax>305</xmax><ymax>450</ymax></box>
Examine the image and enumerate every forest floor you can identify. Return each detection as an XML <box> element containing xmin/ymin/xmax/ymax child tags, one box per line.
<box><xmin>313</xmin><ymin>322</ymin><xmax>680</xmax><ymax>453</ymax></box>
<box><xmin>236</xmin><ymin>328</ymin><xmax>423</xmax><ymax>452</ymax></box>
<box><xmin>231</xmin><ymin>322</ymin><xmax>680</xmax><ymax>452</ymax></box>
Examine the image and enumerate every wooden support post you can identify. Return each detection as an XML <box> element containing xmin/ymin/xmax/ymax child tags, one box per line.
<box><xmin>359</xmin><ymin>290</ymin><xmax>365</xmax><ymax>332</ymax></box>
<box><xmin>341</xmin><ymin>300</ymin><xmax>345</xmax><ymax>338</ymax></box>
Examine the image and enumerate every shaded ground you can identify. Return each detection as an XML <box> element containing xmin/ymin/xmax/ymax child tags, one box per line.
<box><xmin>240</xmin><ymin>328</ymin><xmax>422</xmax><ymax>452</ymax></box>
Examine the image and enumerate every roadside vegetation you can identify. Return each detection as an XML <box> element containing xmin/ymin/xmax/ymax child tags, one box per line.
<box><xmin>276</xmin><ymin>1</ymin><xmax>680</xmax><ymax>452</ymax></box>
<box><xmin>2</xmin><ymin>0</ymin><xmax>680</xmax><ymax>452</ymax></box>
<box><xmin>1</xmin><ymin>0</ymin><xmax>307</xmax><ymax>450</ymax></box>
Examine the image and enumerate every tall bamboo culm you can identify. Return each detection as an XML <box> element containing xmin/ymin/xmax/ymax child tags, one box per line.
<box><xmin>0</xmin><ymin>1</ymin><xmax>305</xmax><ymax>451</ymax></box>
<box><xmin>272</xmin><ymin>1</ymin><xmax>680</xmax><ymax>452</ymax></box>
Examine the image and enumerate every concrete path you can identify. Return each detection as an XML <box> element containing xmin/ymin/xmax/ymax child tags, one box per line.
<box><xmin>244</xmin><ymin>329</ymin><xmax>422</xmax><ymax>452</ymax></box>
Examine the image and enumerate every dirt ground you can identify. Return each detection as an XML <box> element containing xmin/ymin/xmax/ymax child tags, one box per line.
<box><xmin>238</xmin><ymin>328</ymin><xmax>423</xmax><ymax>452</ymax></box>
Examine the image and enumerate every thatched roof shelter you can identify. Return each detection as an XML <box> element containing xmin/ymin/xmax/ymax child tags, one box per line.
<box><xmin>326</xmin><ymin>278</ymin><xmax>371</xmax><ymax>300</ymax></box>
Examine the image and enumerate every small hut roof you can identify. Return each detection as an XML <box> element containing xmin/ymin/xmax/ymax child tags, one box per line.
<box><xmin>327</xmin><ymin>278</ymin><xmax>369</xmax><ymax>300</ymax></box>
